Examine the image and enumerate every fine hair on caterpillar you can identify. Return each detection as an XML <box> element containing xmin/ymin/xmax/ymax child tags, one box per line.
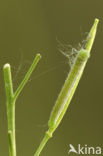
<box><xmin>57</xmin><ymin>36</ymin><xmax>90</xmax><ymax>68</ymax></box>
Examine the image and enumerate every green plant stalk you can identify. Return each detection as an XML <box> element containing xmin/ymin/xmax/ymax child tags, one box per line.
<box><xmin>34</xmin><ymin>18</ymin><xmax>99</xmax><ymax>156</ymax></box>
<box><xmin>14</xmin><ymin>54</ymin><xmax>41</xmax><ymax>101</ymax></box>
<box><xmin>4</xmin><ymin>64</ymin><xmax>16</xmax><ymax>156</ymax></box>
<box><xmin>3</xmin><ymin>54</ymin><xmax>41</xmax><ymax>156</ymax></box>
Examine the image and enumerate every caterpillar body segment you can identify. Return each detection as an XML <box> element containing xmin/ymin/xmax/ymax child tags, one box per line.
<box><xmin>48</xmin><ymin>49</ymin><xmax>90</xmax><ymax>130</ymax></box>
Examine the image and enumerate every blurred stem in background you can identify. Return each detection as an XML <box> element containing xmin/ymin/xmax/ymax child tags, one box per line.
<box><xmin>34</xmin><ymin>19</ymin><xmax>99</xmax><ymax>156</ymax></box>
<box><xmin>3</xmin><ymin>54</ymin><xmax>41</xmax><ymax>156</ymax></box>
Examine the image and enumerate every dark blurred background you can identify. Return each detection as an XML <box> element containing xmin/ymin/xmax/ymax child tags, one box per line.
<box><xmin>0</xmin><ymin>0</ymin><xmax>102</xmax><ymax>156</ymax></box>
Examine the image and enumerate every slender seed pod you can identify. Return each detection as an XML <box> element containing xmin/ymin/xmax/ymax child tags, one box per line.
<box><xmin>34</xmin><ymin>18</ymin><xmax>99</xmax><ymax>156</ymax></box>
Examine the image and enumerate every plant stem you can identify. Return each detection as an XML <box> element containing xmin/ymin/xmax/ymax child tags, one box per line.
<box><xmin>3</xmin><ymin>54</ymin><xmax>41</xmax><ymax>156</ymax></box>
<box><xmin>14</xmin><ymin>54</ymin><xmax>41</xmax><ymax>101</ymax></box>
<box><xmin>3</xmin><ymin>64</ymin><xmax>16</xmax><ymax>156</ymax></box>
<box><xmin>34</xmin><ymin>131</ymin><xmax>51</xmax><ymax>156</ymax></box>
<box><xmin>33</xmin><ymin>18</ymin><xmax>99</xmax><ymax>156</ymax></box>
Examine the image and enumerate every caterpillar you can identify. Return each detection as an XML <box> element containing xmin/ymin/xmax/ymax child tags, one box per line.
<box><xmin>48</xmin><ymin>48</ymin><xmax>90</xmax><ymax>129</ymax></box>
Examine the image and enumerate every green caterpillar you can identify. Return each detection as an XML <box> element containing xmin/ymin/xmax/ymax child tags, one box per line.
<box><xmin>48</xmin><ymin>49</ymin><xmax>90</xmax><ymax>131</ymax></box>
<box><xmin>34</xmin><ymin>19</ymin><xmax>99</xmax><ymax>156</ymax></box>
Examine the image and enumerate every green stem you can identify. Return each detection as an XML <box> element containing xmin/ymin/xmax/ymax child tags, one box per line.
<box><xmin>33</xmin><ymin>18</ymin><xmax>99</xmax><ymax>156</ymax></box>
<box><xmin>3</xmin><ymin>54</ymin><xmax>41</xmax><ymax>156</ymax></box>
<box><xmin>14</xmin><ymin>54</ymin><xmax>41</xmax><ymax>101</ymax></box>
<box><xmin>3</xmin><ymin>64</ymin><xmax>16</xmax><ymax>156</ymax></box>
<box><xmin>34</xmin><ymin>131</ymin><xmax>52</xmax><ymax>156</ymax></box>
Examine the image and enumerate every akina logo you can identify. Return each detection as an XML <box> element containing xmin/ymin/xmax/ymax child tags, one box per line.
<box><xmin>68</xmin><ymin>144</ymin><xmax>102</xmax><ymax>155</ymax></box>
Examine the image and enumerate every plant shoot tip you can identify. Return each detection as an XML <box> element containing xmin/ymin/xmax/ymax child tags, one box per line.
<box><xmin>37</xmin><ymin>53</ymin><xmax>41</xmax><ymax>58</ymax></box>
<box><xmin>95</xmin><ymin>18</ymin><xmax>99</xmax><ymax>24</ymax></box>
<box><xmin>3</xmin><ymin>63</ymin><xmax>10</xmax><ymax>69</ymax></box>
